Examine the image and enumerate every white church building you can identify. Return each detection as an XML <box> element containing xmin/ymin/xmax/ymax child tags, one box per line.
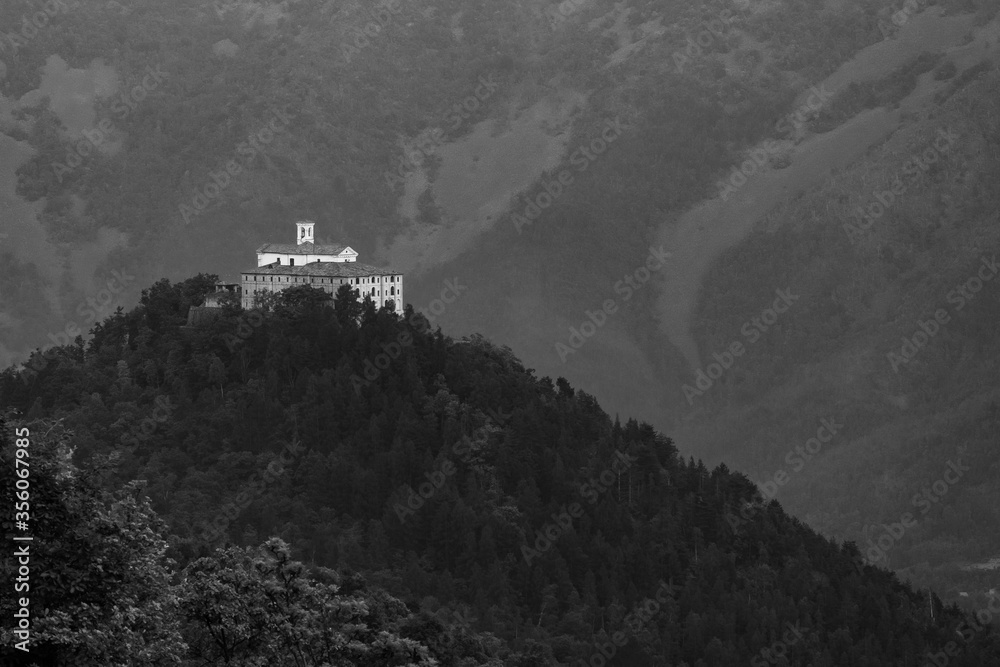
<box><xmin>238</xmin><ymin>221</ymin><xmax>403</xmax><ymax>313</ymax></box>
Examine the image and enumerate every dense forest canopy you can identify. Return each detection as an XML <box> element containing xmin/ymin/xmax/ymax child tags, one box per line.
<box><xmin>2</xmin><ymin>0</ymin><xmax>1000</xmax><ymax>660</ymax></box>
<box><xmin>2</xmin><ymin>279</ymin><xmax>1000</xmax><ymax>665</ymax></box>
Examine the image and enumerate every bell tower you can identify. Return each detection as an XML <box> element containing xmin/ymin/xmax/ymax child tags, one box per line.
<box><xmin>296</xmin><ymin>220</ymin><xmax>315</xmax><ymax>245</ymax></box>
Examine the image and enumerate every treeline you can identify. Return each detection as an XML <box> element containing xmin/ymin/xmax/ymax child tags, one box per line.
<box><xmin>686</xmin><ymin>65</ymin><xmax>1000</xmax><ymax>607</ymax></box>
<box><xmin>2</xmin><ymin>278</ymin><xmax>1000</xmax><ymax>665</ymax></box>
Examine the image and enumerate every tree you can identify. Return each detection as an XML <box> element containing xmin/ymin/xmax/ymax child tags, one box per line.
<box><xmin>334</xmin><ymin>284</ymin><xmax>363</xmax><ymax>327</ymax></box>
<box><xmin>178</xmin><ymin>537</ymin><xmax>438</xmax><ymax>666</ymax></box>
<box><xmin>0</xmin><ymin>415</ymin><xmax>186</xmax><ymax>666</ymax></box>
<box><xmin>274</xmin><ymin>284</ymin><xmax>333</xmax><ymax>318</ymax></box>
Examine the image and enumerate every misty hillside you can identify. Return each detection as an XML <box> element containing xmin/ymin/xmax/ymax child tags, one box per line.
<box><xmin>3</xmin><ymin>281</ymin><xmax>1000</xmax><ymax>665</ymax></box>
<box><xmin>2</xmin><ymin>0</ymin><xmax>1000</xmax><ymax>629</ymax></box>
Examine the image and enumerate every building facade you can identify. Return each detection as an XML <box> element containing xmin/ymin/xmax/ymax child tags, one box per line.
<box><xmin>239</xmin><ymin>221</ymin><xmax>403</xmax><ymax>313</ymax></box>
<box><xmin>255</xmin><ymin>222</ymin><xmax>360</xmax><ymax>266</ymax></box>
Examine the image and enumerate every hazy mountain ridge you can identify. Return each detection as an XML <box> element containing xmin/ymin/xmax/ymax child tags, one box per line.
<box><xmin>0</xmin><ymin>0</ymin><xmax>938</xmax><ymax>369</ymax></box>
<box><xmin>2</xmin><ymin>0</ymin><xmax>1000</xmax><ymax>619</ymax></box>
<box><xmin>678</xmin><ymin>65</ymin><xmax>1000</xmax><ymax>605</ymax></box>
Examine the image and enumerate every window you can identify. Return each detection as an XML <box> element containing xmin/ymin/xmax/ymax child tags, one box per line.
<box><xmin>290</xmin><ymin>258</ymin><xmax>295</xmax><ymax>266</ymax></box>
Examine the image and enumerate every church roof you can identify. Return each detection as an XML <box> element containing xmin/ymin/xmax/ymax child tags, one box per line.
<box><xmin>244</xmin><ymin>261</ymin><xmax>399</xmax><ymax>278</ymax></box>
<box><xmin>256</xmin><ymin>242</ymin><xmax>354</xmax><ymax>255</ymax></box>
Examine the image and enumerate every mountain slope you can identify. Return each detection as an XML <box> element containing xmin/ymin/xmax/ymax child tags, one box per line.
<box><xmin>2</xmin><ymin>0</ymin><xmax>1000</xmax><ymax>624</ymax></box>
<box><xmin>674</xmin><ymin>62</ymin><xmax>1000</xmax><ymax>607</ymax></box>
<box><xmin>3</xmin><ymin>281</ymin><xmax>1000</xmax><ymax>665</ymax></box>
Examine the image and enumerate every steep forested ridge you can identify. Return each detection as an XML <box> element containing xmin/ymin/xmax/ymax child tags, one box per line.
<box><xmin>2</xmin><ymin>0</ymin><xmax>975</xmax><ymax>359</ymax></box>
<box><xmin>4</xmin><ymin>0</ymin><xmax>1000</xmax><ymax>610</ymax></box>
<box><xmin>2</xmin><ymin>279</ymin><xmax>1000</xmax><ymax>665</ymax></box>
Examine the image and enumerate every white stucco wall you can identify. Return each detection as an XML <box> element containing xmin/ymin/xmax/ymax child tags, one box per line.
<box><xmin>257</xmin><ymin>251</ymin><xmax>357</xmax><ymax>267</ymax></box>
<box><xmin>241</xmin><ymin>273</ymin><xmax>403</xmax><ymax>314</ymax></box>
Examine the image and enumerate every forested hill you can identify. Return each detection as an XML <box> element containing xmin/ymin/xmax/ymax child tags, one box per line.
<box><xmin>3</xmin><ymin>279</ymin><xmax>1000</xmax><ymax>665</ymax></box>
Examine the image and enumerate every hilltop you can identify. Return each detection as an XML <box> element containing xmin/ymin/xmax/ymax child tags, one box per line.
<box><xmin>3</xmin><ymin>281</ymin><xmax>1000</xmax><ymax>664</ymax></box>
<box><xmin>2</xmin><ymin>0</ymin><xmax>1000</xmax><ymax>619</ymax></box>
